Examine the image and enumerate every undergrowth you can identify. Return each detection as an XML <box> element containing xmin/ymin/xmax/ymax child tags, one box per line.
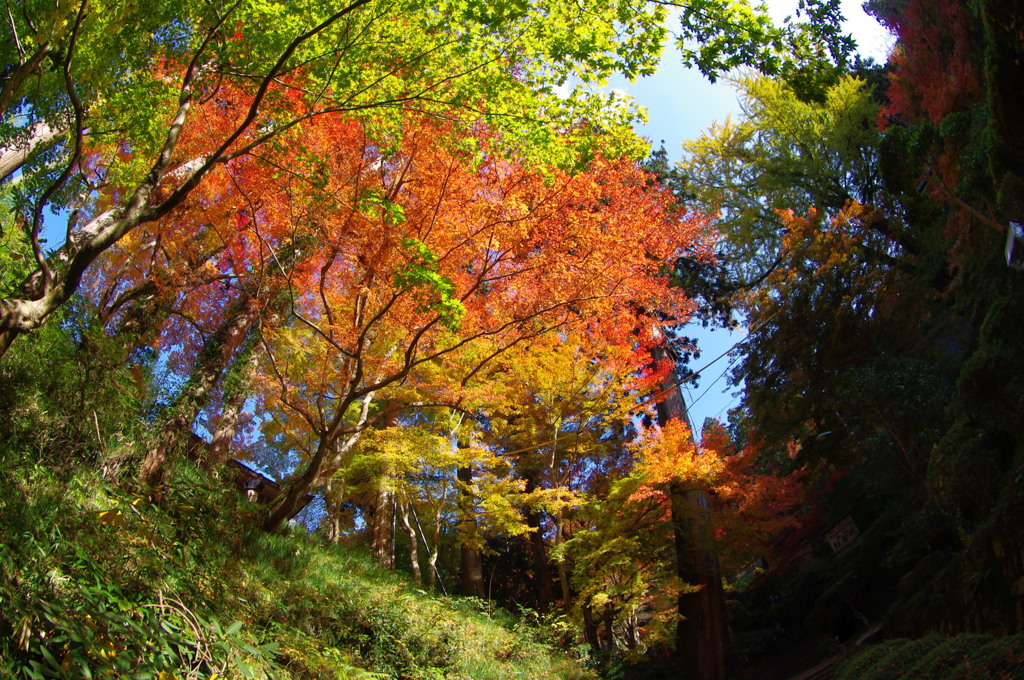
<box><xmin>0</xmin><ymin>452</ymin><xmax>595</xmax><ymax>679</ymax></box>
<box><xmin>835</xmin><ymin>633</ymin><xmax>1024</xmax><ymax>680</ymax></box>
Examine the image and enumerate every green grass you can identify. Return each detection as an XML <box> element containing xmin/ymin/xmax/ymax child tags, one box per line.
<box><xmin>0</xmin><ymin>452</ymin><xmax>596</xmax><ymax>679</ymax></box>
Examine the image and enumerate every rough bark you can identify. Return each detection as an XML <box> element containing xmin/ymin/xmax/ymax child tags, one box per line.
<box><xmin>458</xmin><ymin>464</ymin><xmax>485</xmax><ymax>598</ymax></box>
<box><xmin>208</xmin><ymin>342</ymin><xmax>261</xmax><ymax>468</ymax></box>
<box><xmin>582</xmin><ymin>605</ymin><xmax>601</xmax><ymax>651</ymax></box>
<box><xmin>366</xmin><ymin>402</ymin><xmax>403</xmax><ymax>569</ymax></box>
<box><xmin>671</xmin><ymin>483</ymin><xmax>729</xmax><ymax>680</ymax></box>
<box><xmin>371</xmin><ymin>485</ymin><xmax>396</xmax><ymax>570</ymax></box>
<box><xmin>139</xmin><ymin>297</ymin><xmax>260</xmax><ymax>485</ymax></box>
<box><xmin>323</xmin><ymin>478</ymin><xmax>343</xmax><ymax>543</ymax></box>
<box><xmin>523</xmin><ymin>475</ymin><xmax>555</xmax><ymax>611</ymax></box>
<box><xmin>208</xmin><ymin>392</ymin><xmax>245</xmax><ymax>469</ymax></box>
<box><xmin>652</xmin><ymin>336</ymin><xmax>729</xmax><ymax>680</ymax></box>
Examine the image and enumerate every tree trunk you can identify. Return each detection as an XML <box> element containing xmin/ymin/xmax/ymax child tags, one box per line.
<box><xmin>207</xmin><ymin>389</ymin><xmax>245</xmax><ymax>468</ymax></box>
<box><xmin>582</xmin><ymin>604</ymin><xmax>601</xmax><ymax>651</ymax></box>
<box><xmin>208</xmin><ymin>344</ymin><xmax>261</xmax><ymax>468</ymax></box>
<box><xmin>266</xmin><ymin>452</ymin><xmax>326</xmax><ymax>530</ymax></box>
<box><xmin>601</xmin><ymin>605</ymin><xmax>617</xmax><ymax>650</ymax></box>
<box><xmin>524</xmin><ymin>475</ymin><xmax>555</xmax><ymax>611</ymax></box>
<box><xmin>264</xmin><ymin>400</ymin><xmax>374</xmax><ymax>531</ymax></box>
<box><xmin>652</xmin><ymin>334</ymin><xmax>728</xmax><ymax>680</ymax></box>
<box><xmin>671</xmin><ymin>483</ymin><xmax>728</xmax><ymax>680</ymax></box>
<box><xmin>139</xmin><ymin>297</ymin><xmax>260</xmax><ymax>485</ymax></box>
<box><xmin>428</xmin><ymin>498</ymin><xmax>446</xmax><ymax>592</ymax></box>
<box><xmin>371</xmin><ymin>485</ymin><xmax>396</xmax><ymax>570</ymax></box>
<box><xmin>0</xmin><ymin>329</ymin><xmax>19</xmax><ymax>363</ymax></box>
<box><xmin>324</xmin><ymin>478</ymin><xmax>344</xmax><ymax>543</ymax></box>
<box><xmin>458</xmin><ymin>464</ymin><xmax>485</xmax><ymax>598</ymax></box>
<box><xmin>399</xmin><ymin>499</ymin><xmax>422</xmax><ymax>586</ymax></box>
<box><xmin>0</xmin><ymin>94</ymin><xmax>199</xmax><ymax>364</ymax></box>
<box><xmin>555</xmin><ymin>513</ymin><xmax>573</xmax><ymax>615</ymax></box>
<box><xmin>368</xmin><ymin>401</ymin><xmax>402</xmax><ymax>570</ymax></box>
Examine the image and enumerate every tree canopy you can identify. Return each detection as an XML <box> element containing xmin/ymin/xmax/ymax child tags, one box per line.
<box><xmin>6</xmin><ymin>1</ymin><xmax>1024</xmax><ymax>678</ymax></box>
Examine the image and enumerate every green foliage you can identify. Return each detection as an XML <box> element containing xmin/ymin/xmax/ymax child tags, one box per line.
<box><xmin>0</xmin><ymin>441</ymin><xmax>594</xmax><ymax>679</ymax></box>
<box><xmin>394</xmin><ymin>239</ymin><xmax>467</xmax><ymax>331</ymax></box>
<box><xmin>835</xmin><ymin>633</ymin><xmax>1024</xmax><ymax>680</ymax></box>
<box><xmin>0</xmin><ymin>302</ymin><xmax>150</xmax><ymax>470</ymax></box>
<box><xmin>0</xmin><ymin>460</ymin><xmax>282</xmax><ymax>678</ymax></box>
<box><xmin>680</xmin><ymin>73</ymin><xmax>886</xmax><ymax>288</ymax></box>
<box><xmin>676</xmin><ymin>0</ymin><xmax>856</xmax><ymax>101</ymax></box>
<box><xmin>0</xmin><ymin>190</ymin><xmax>33</xmax><ymax>297</ymax></box>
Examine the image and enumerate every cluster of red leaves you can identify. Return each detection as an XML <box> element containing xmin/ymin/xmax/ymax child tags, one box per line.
<box><xmin>881</xmin><ymin>0</ymin><xmax>982</xmax><ymax>128</ymax></box>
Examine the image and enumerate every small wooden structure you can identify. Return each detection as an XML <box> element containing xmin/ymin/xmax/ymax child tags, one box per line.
<box><xmin>185</xmin><ymin>433</ymin><xmax>312</xmax><ymax>519</ymax></box>
<box><xmin>226</xmin><ymin>459</ymin><xmax>314</xmax><ymax>518</ymax></box>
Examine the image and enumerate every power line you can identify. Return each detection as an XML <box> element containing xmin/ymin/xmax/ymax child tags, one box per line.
<box><xmin>498</xmin><ymin>323</ymin><xmax>760</xmax><ymax>458</ymax></box>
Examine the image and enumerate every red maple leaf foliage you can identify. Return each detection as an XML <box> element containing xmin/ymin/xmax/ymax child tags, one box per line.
<box><xmin>881</xmin><ymin>0</ymin><xmax>982</xmax><ymax>128</ymax></box>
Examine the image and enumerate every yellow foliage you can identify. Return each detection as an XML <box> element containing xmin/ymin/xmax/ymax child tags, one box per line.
<box><xmin>628</xmin><ymin>418</ymin><xmax>725</xmax><ymax>502</ymax></box>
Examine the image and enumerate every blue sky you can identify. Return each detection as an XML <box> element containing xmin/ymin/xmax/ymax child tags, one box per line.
<box><xmin>608</xmin><ymin>0</ymin><xmax>894</xmax><ymax>436</ymax></box>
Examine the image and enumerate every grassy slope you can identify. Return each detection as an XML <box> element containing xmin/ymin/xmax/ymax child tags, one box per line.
<box><xmin>834</xmin><ymin>634</ymin><xmax>1024</xmax><ymax>680</ymax></box>
<box><xmin>0</xmin><ymin>455</ymin><xmax>595</xmax><ymax>680</ymax></box>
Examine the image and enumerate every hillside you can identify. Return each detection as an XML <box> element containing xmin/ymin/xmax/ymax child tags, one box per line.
<box><xmin>0</xmin><ymin>450</ymin><xmax>595</xmax><ymax>679</ymax></box>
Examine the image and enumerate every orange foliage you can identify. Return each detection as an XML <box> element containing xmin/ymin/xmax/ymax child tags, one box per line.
<box><xmin>628</xmin><ymin>417</ymin><xmax>808</xmax><ymax>570</ymax></box>
<box><xmin>703</xmin><ymin>422</ymin><xmax>808</xmax><ymax>569</ymax></box>
<box><xmin>629</xmin><ymin>418</ymin><xmax>723</xmax><ymax>503</ymax></box>
<box><xmin>84</xmin><ymin>70</ymin><xmax>714</xmax><ymax>517</ymax></box>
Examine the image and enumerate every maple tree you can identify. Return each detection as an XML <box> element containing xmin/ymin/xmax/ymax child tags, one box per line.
<box><xmin>1</xmin><ymin>0</ymin><xmax>678</xmax><ymax>359</ymax></box>
<box><xmin>169</xmin><ymin>110</ymin><xmax>709</xmax><ymax>530</ymax></box>
<box><xmin>7</xmin><ymin>0</ymin><xmax>1024</xmax><ymax>673</ymax></box>
<box><xmin>80</xmin><ymin>78</ymin><xmax>326</xmax><ymax>483</ymax></box>
<box><xmin>470</xmin><ymin>327</ymin><xmax>666</xmax><ymax>611</ymax></box>
<box><xmin>0</xmin><ymin>0</ymin><xmax>858</xmax><ymax>361</ymax></box>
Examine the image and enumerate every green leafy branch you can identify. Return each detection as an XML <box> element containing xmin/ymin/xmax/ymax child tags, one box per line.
<box><xmin>393</xmin><ymin>238</ymin><xmax>467</xmax><ymax>331</ymax></box>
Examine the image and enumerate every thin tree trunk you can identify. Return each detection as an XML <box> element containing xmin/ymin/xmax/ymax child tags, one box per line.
<box><xmin>428</xmin><ymin>499</ymin><xmax>445</xmax><ymax>592</ymax></box>
<box><xmin>555</xmin><ymin>512</ymin><xmax>573</xmax><ymax>615</ymax></box>
<box><xmin>399</xmin><ymin>499</ymin><xmax>422</xmax><ymax>586</ymax></box>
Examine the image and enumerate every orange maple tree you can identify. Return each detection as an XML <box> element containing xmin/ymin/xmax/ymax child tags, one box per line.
<box><xmin>91</xmin><ymin>90</ymin><xmax>713</xmax><ymax>526</ymax></box>
<box><xmin>252</xmin><ymin>111</ymin><xmax>710</xmax><ymax>528</ymax></box>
